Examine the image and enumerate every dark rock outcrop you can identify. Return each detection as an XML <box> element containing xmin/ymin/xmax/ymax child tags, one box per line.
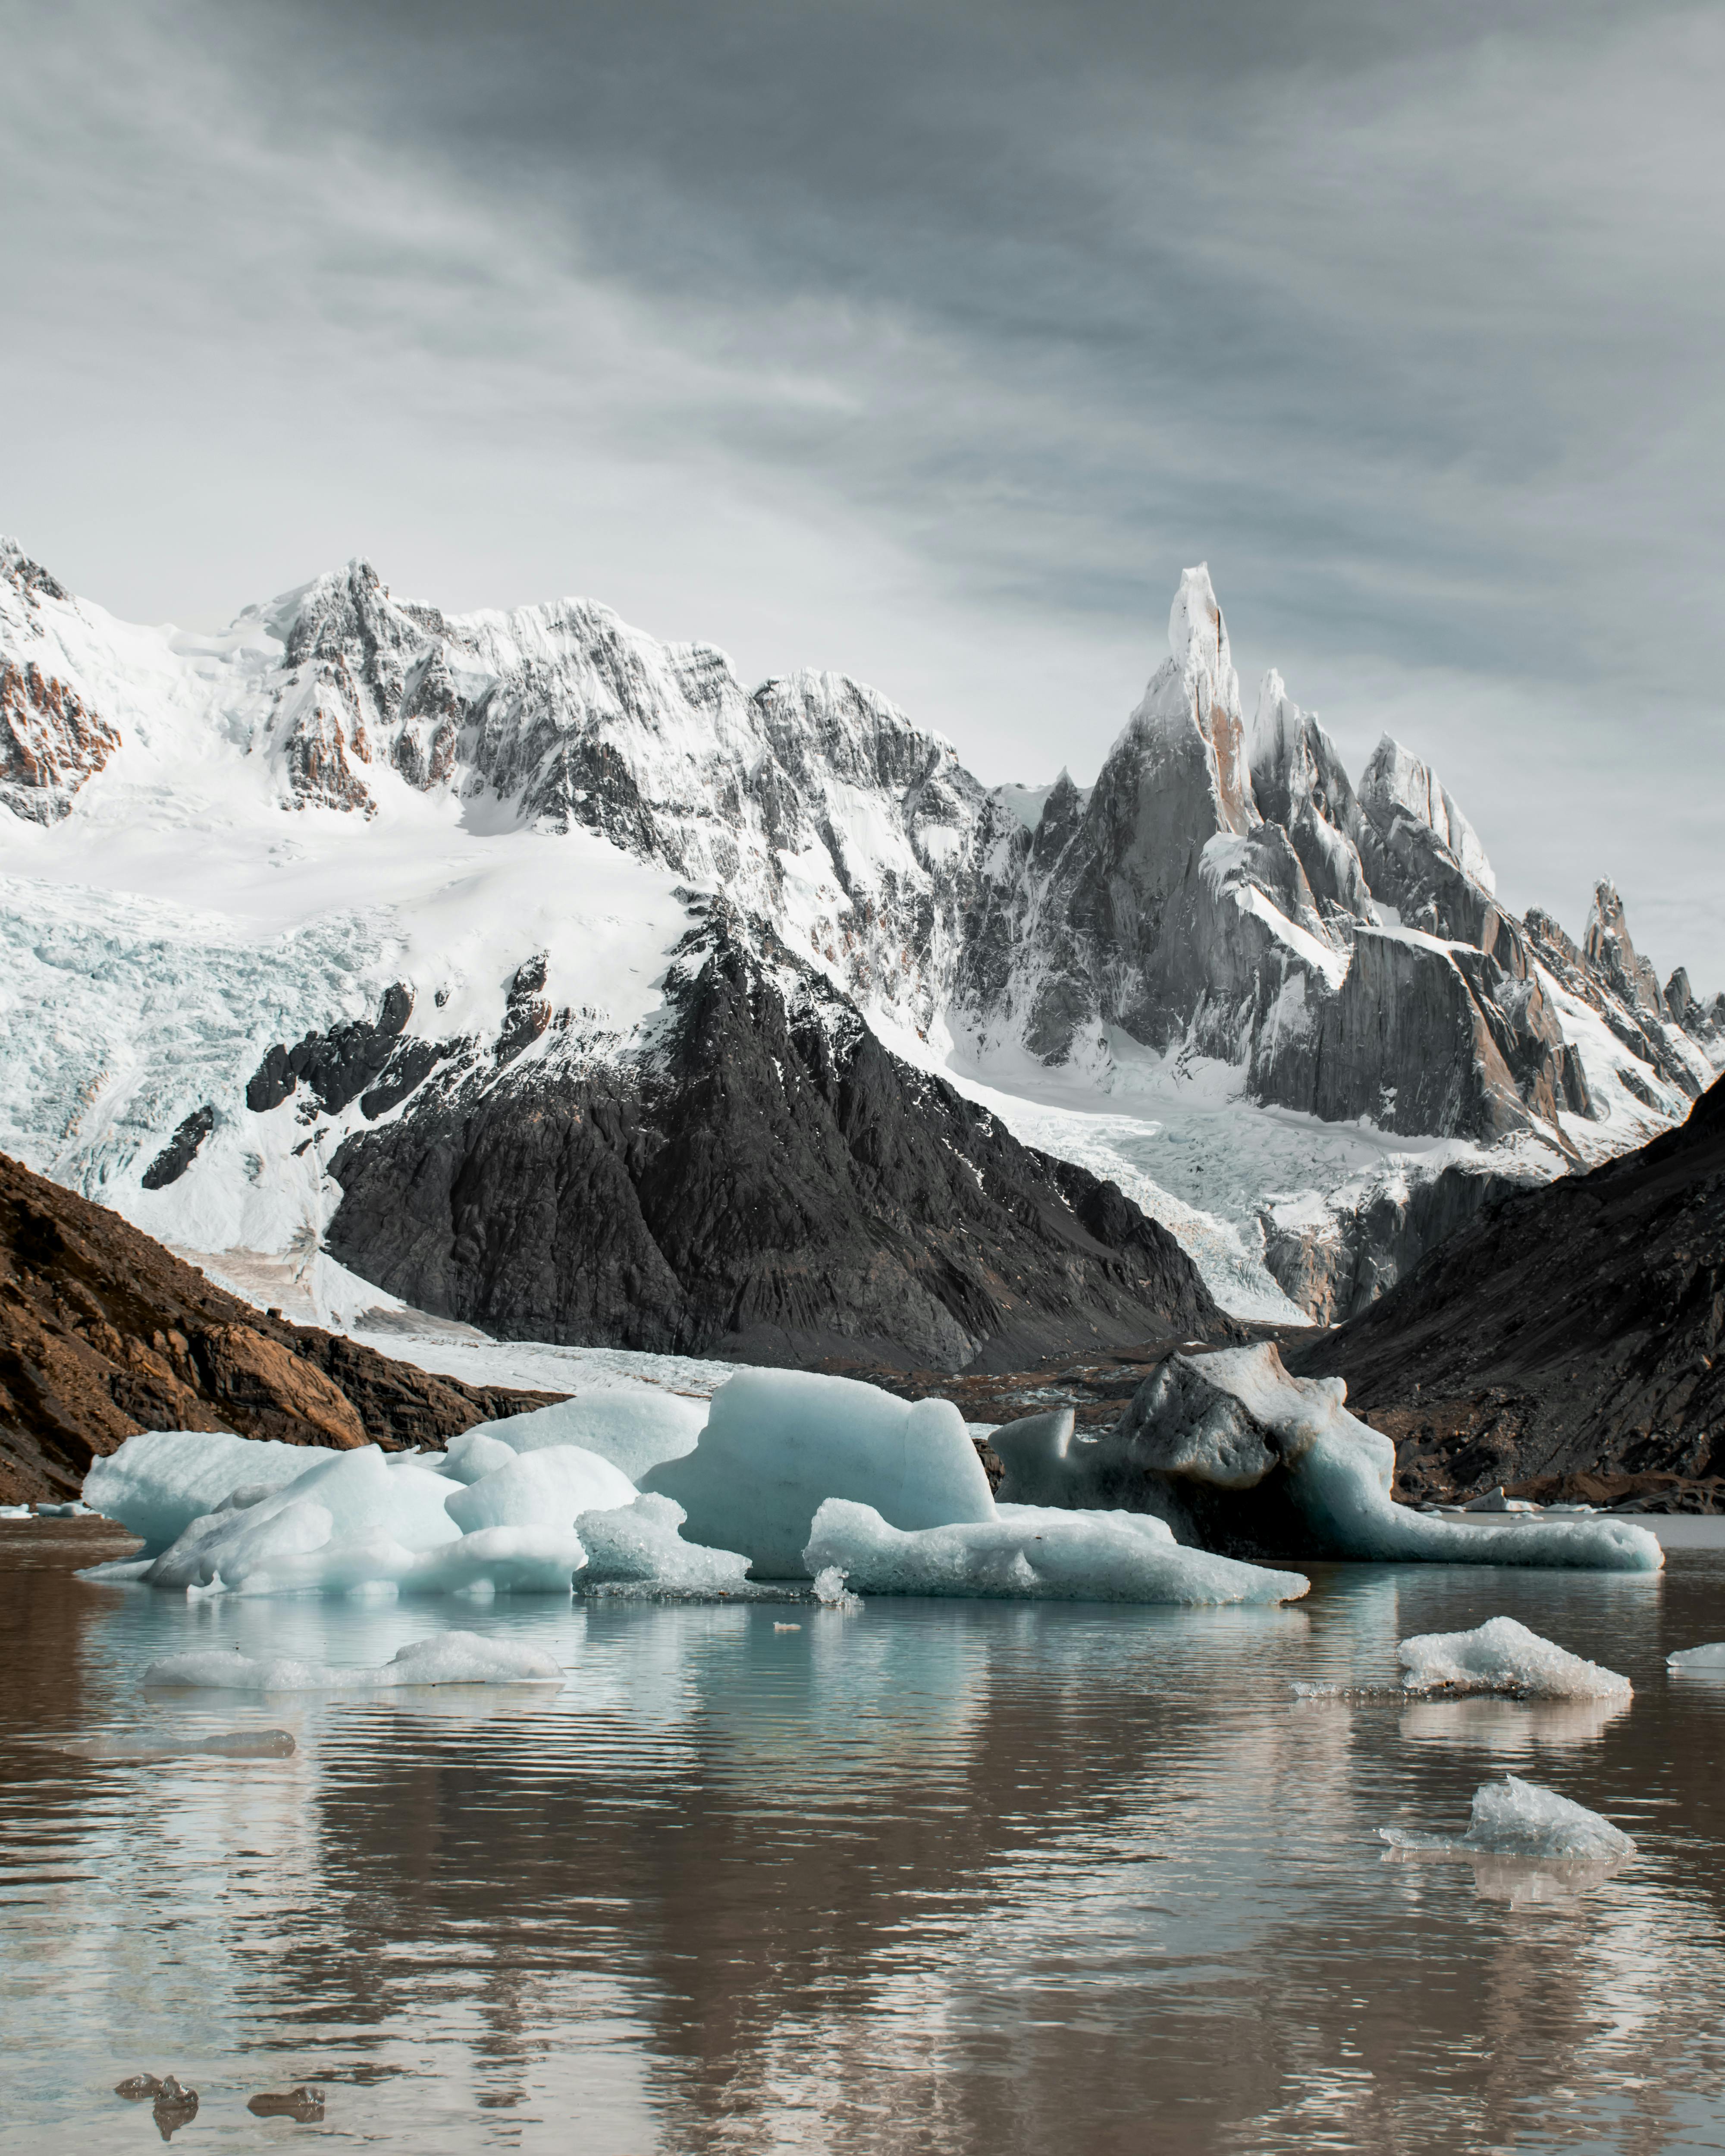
<box><xmin>324</xmin><ymin>911</ymin><xmax>1237</xmax><ymax>1373</ymax></box>
<box><xmin>1289</xmin><ymin>1073</ymin><xmax>1725</xmax><ymax>1502</ymax></box>
<box><xmin>140</xmin><ymin>1106</ymin><xmax>215</xmax><ymax>1191</ymax></box>
<box><xmin>0</xmin><ymin>1150</ymin><xmax>559</xmax><ymax>1502</ymax></box>
<box><xmin>1261</xmin><ymin>1155</ymin><xmax>1533</xmax><ymax>1325</ymax></box>
<box><xmin>245</xmin><ymin>984</ymin><xmax>416</xmax><ymax>1116</ymax></box>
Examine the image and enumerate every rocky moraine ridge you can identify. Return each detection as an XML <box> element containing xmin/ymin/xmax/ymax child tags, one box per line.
<box><xmin>0</xmin><ymin>536</ymin><xmax>1719</xmax><ymax>1365</ymax></box>
<box><xmin>0</xmin><ymin>1150</ymin><xmax>557</xmax><ymax>1504</ymax></box>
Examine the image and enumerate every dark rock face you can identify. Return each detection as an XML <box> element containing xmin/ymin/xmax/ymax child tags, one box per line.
<box><xmin>1527</xmin><ymin>887</ymin><xmax>1706</xmax><ymax>1104</ymax></box>
<box><xmin>245</xmin><ymin>984</ymin><xmax>417</xmax><ymax>1116</ymax></box>
<box><xmin>1261</xmin><ymin>1155</ymin><xmax>1531</xmax><ymax>1325</ymax></box>
<box><xmin>0</xmin><ymin>1150</ymin><xmax>559</xmax><ymax>1503</ymax></box>
<box><xmin>140</xmin><ymin>1106</ymin><xmax>215</xmax><ymax>1191</ymax></box>
<box><xmin>1289</xmin><ymin>1074</ymin><xmax>1725</xmax><ymax>1501</ymax></box>
<box><xmin>324</xmin><ymin>912</ymin><xmax>1236</xmax><ymax>1371</ymax></box>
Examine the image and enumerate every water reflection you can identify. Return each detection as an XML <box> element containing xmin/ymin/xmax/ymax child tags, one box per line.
<box><xmin>1399</xmin><ymin>1694</ymin><xmax>1634</xmax><ymax>1753</ymax></box>
<box><xmin>0</xmin><ymin>1523</ymin><xmax>1722</xmax><ymax>2153</ymax></box>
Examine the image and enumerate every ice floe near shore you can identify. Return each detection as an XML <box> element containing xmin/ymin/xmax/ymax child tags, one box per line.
<box><xmin>1397</xmin><ymin>1617</ymin><xmax>1632</xmax><ymax>1699</ymax></box>
<box><xmin>143</xmin><ymin>1632</ymin><xmax>564</xmax><ymax>1691</ymax></box>
<box><xmin>993</xmin><ymin>1345</ymin><xmax>1663</xmax><ymax>1572</ymax></box>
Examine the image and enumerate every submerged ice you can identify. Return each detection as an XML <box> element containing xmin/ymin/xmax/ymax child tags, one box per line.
<box><xmin>143</xmin><ymin>1631</ymin><xmax>565</xmax><ymax>1691</ymax></box>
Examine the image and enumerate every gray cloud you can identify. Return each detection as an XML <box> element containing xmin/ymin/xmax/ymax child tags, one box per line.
<box><xmin>2</xmin><ymin>0</ymin><xmax>1721</xmax><ymax>980</ymax></box>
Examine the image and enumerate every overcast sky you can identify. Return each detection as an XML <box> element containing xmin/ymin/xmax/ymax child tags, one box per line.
<box><xmin>4</xmin><ymin>0</ymin><xmax>1722</xmax><ymax>983</ymax></box>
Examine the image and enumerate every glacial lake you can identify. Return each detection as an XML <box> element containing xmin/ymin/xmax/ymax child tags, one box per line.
<box><xmin>4</xmin><ymin>1518</ymin><xmax>1725</xmax><ymax>2154</ymax></box>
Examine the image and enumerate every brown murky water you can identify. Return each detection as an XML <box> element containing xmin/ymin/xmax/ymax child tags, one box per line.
<box><xmin>3</xmin><ymin>1518</ymin><xmax>1725</xmax><ymax>2153</ymax></box>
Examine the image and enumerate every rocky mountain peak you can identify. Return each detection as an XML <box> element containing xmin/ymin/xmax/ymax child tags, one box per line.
<box><xmin>1358</xmin><ymin>736</ymin><xmax>1495</xmax><ymax>897</ymax></box>
<box><xmin>0</xmin><ymin>537</ymin><xmax>71</xmax><ymax>611</ymax></box>
<box><xmin>1585</xmin><ymin>876</ymin><xmax>1666</xmax><ymax>1019</ymax></box>
<box><xmin>1168</xmin><ymin>563</ymin><xmax>1235</xmax><ymax>704</ymax></box>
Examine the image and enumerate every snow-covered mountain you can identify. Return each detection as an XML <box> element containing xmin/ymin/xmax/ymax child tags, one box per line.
<box><xmin>1</xmin><ymin>535</ymin><xmax>1718</xmax><ymax>1358</ymax></box>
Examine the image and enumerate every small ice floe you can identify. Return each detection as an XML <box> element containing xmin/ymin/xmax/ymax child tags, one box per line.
<box><xmin>65</xmin><ymin>1728</ymin><xmax>296</xmax><ymax>1762</ymax></box>
<box><xmin>0</xmin><ymin>1503</ymin><xmax>32</xmax><ymax>1520</ymax></box>
<box><xmin>1668</xmin><ymin>1639</ymin><xmax>1725</xmax><ymax>1671</ymax></box>
<box><xmin>1397</xmin><ymin>1617</ymin><xmax>1631</xmax><ymax>1700</ymax></box>
<box><xmin>142</xmin><ymin>1631</ymin><xmax>564</xmax><ymax>1693</ymax></box>
<box><xmin>248</xmin><ymin>2085</ymin><xmax>324</xmax><ymax>2121</ymax></box>
<box><xmin>1381</xmin><ymin>1773</ymin><xmax>1635</xmax><ymax>1866</ymax></box>
<box><xmin>1463</xmin><ymin>1488</ymin><xmax>1539</xmax><ymax>1514</ymax></box>
<box><xmin>773</xmin><ymin>1622</ymin><xmax>802</xmax><ymax>1632</ymax></box>
<box><xmin>811</xmin><ymin>1565</ymin><xmax>862</xmax><ymax>1612</ymax></box>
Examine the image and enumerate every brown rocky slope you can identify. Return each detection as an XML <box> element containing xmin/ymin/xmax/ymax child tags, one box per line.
<box><xmin>1289</xmin><ymin>1073</ymin><xmax>1725</xmax><ymax>1508</ymax></box>
<box><xmin>0</xmin><ymin>1150</ymin><xmax>560</xmax><ymax>1503</ymax></box>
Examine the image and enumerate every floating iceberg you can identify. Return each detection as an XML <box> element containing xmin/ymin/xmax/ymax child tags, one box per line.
<box><xmin>1667</xmin><ymin>1640</ymin><xmax>1725</xmax><ymax>1671</ymax></box>
<box><xmin>802</xmin><ymin>1499</ymin><xmax>1308</xmax><ymax>1605</ymax></box>
<box><xmin>455</xmin><ymin>1388</ymin><xmax>708</xmax><ymax>1484</ymax></box>
<box><xmin>573</xmin><ymin>1493</ymin><xmax>757</xmax><ymax>1597</ymax></box>
<box><xmin>63</xmin><ymin>1729</ymin><xmax>298</xmax><ymax>1761</ymax></box>
<box><xmin>643</xmin><ymin>1370</ymin><xmax>996</xmax><ymax>1578</ymax></box>
<box><xmin>1397</xmin><ymin>1617</ymin><xmax>1632</xmax><ymax>1699</ymax></box>
<box><xmin>992</xmin><ymin>1346</ymin><xmax>1663</xmax><ymax>1572</ymax></box>
<box><xmin>85</xmin><ymin>1433</ymin><xmax>593</xmax><ymax>1596</ymax></box>
<box><xmin>142</xmin><ymin>1631</ymin><xmax>565</xmax><ymax>1691</ymax></box>
<box><xmin>1381</xmin><ymin>1773</ymin><xmax>1635</xmax><ymax>1863</ymax></box>
<box><xmin>84</xmin><ymin>1430</ymin><xmax>329</xmax><ymax>1556</ymax></box>
<box><xmin>80</xmin><ymin>1366</ymin><xmax>1318</xmax><ymax>1606</ymax></box>
<box><xmin>442</xmin><ymin>1444</ymin><xmax>636</xmax><ymax>1532</ymax></box>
